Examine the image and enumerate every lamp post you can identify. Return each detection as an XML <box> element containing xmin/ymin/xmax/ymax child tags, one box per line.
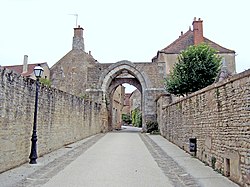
<box><xmin>29</xmin><ymin>64</ymin><xmax>44</xmax><ymax>164</ymax></box>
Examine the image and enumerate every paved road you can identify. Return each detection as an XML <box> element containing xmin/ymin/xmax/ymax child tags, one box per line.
<box><xmin>0</xmin><ymin>126</ymin><xmax>239</xmax><ymax>187</ymax></box>
<box><xmin>42</xmin><ymin>129</ymin><xmax>172</xmax><ymax>187</ymax></box>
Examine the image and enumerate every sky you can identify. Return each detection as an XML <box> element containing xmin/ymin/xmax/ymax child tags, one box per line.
<box><xmin>0</xmin><ymin>0</ymin><xmax>250</xmax><ymax>90</ymax></box>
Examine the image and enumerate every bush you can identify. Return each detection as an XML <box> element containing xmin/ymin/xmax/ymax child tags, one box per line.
<box><xmin>122</xmin><ymin>114</ymin><xmax>132</xmax><ymax>124</ymax></box>
<box><xmin>146</xmin><ymin>121</ymin><xmax>158</xmax><ymax>133</ymax></box>
<box><xmin>165</xmin><ymin>43</ymin><xmax>222</xmax><ymax>96</ymax></box>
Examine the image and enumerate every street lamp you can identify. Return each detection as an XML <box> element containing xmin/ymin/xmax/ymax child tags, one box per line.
<box><xmin>29</xmin><ymin>64</ymin><xmax>44</xmax><ymax>164</ymax></box>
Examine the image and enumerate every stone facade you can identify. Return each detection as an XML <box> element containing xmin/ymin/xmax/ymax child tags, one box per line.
<box><xmin>0</xmin><ymin>67</ymin><xmax>102</xmax><ymax>173</ymax></box>
<box><xmin>88</xmin><ymin>60</ymin><xmax>167</xmax><ymax>129</ymax></box>
<box><xmin>50</xmin><ymin>49</ymin><xmax>97</xmax><ymax>97</ymax></box>
<box><xmin>122</xmin><ymin>93</ymin><xmax>131</xmax><ymax>116</ymax></box>
<box><xmin>130</xmin><ymin>89</ymin><xmax>141</xmax><ymax>111</ymax></box>
<box><xmin>50</xmin><ymin>26</ymin><xmax>98</xmax><ymax>97</ymax></box>
<box><xmin>157</xmin><ymin>69</ymin><xmax>250</xmax><ymax>186</ymax></box>
<box><xmin>111</xmin><ymin>85</ymin><xmax>125</xmax><ymax>129</ymax></box>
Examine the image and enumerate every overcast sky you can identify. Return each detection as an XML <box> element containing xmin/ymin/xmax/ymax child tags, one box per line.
<box><xmin>1</xmin><ymin>0</ymin><xmax>249</xmax><ymax>75</ymax></box>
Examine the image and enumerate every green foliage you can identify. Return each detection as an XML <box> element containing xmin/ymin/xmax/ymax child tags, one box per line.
<box><xmin>165</xmin><ymin>43</ymin><xmax>222</xmax><ymax>96</ymax></box>
<box><xmin>131</xmin><ymin>108</ymin><xmax>142</xmax><ymax>127</ymax></box>
<box><xmin>39</xmin><ymin>78</ymin><xmax>51</xmax><ymax>87</ymax></box>
<box><xmin>146</xmin><ymin>121</ymin><xmax>158</xmax><ymax>133</ymax></box>
<box><xmin>136</xmin><ymin>113</ymin><xmax>142</xmax><ymax>127</ymax></box>
<box><xmin>122</xmin><ymin>114</ymin><xmax>132</xmax><ymax>124</ymax></box>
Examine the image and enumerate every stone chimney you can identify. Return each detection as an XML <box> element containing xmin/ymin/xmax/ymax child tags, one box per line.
<box><xmin>23</xmin><ymin>55</ymin><xmax>28</xmax><ymax>73</ymax></box>
<box><xmin>72</xmin><ymin>25</ymin><xmax>85</xmax><ymax>51</ymax></box>
<box><xmin>192</xmin><ymin>17</ymin><xmax>204</xmax><ymax>45</ymax></box>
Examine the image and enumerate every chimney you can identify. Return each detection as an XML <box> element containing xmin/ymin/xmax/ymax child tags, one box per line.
<box><xmin>192</xmin><ymin>17</ymin><xmax>204</xmax><ymax>45</ymax></box>
<box><xmin>179</xmin><ymin>31</ymin><xmax>184</xmax><ymax>38</ymax></box>
<box><xmin>23</xmin><ymin>55</ymin><xmax>28</xmax><ymax>73</ymax></box>
<box><xmin>72</xmin><ymin>25</ymin><xmax>85</xmax><ymax>51</ymax></box>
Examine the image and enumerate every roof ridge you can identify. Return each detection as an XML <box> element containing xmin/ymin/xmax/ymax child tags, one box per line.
<box><xmin>3</xmin><ymin>62</ymin><xmax>47</xmax><ymax>67</ymax></box>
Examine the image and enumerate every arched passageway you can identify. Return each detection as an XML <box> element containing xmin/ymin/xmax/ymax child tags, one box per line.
<box><xmin>99</xmin><ymin>61</ymin><xmax>146</xmax><ymax>130</ymax></box>
<box><xmin>86</xmin><ymin>60</ymin><xmax>167</xmax><ymax>132</ymax></box>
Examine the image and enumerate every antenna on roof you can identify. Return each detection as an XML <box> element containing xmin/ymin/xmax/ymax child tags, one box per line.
<box><xmin>68</xmin><ymin>13</ymin><xmax>78</xmax><ymax>27</ymax></box>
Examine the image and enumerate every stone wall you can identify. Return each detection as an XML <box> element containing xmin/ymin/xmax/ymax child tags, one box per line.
<box><xmin>130</xmin><ymin>89</ymin><xmax>141</xmax><ymax>111</ymax></box>
<box><xmin>0</xmin><ymin>67</ymin><xmax>102</xmax><ymax>173</ymax></box>
<box><xmin>111</xmin><ymin>85</ymin><xmax>125</xmax><ymax>129</ymax></box>
<box><xmin>50</xmin><ymin>49</ymin><xmax>97</xmax><ymax>97</ymax></box>
<box><xmin>157</xmin><ymin>69</ymin><xmax>250</xmax><ymax>186</ymax></box>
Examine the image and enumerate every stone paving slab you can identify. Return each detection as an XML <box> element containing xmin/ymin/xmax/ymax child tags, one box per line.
<box><xmin>41</xmin><ymin>132</ymin><xmax>172</xmax><ymax>187</ymax></box>
<box><xmin>146</xmin><ymin>134</ymin><xmax>239</xmax><ymax>187</ymax></box>
<box><xmin>140</xmin><ymin>133</ymin><xmax>200</xmax><ymax>187</ymax></box>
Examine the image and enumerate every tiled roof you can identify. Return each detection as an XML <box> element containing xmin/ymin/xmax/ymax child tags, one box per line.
<box><xmin>159</xmin><ymin>30</ymin><xmax>235</xmax><ymax>54</ymax></box>
<box><xmin>161</xmin><ymin>30</ymin><xmax>194</xmax><ymax>54</ymax></box>
<box><xmin>203</xmin><ymin>38</ymin><xmax>235</xmax><ymax>53</ymax></box>
<box><xmin>3</xmin><ymin>62</ymin><xmax>47</xmax><ymax>77</ymax></box>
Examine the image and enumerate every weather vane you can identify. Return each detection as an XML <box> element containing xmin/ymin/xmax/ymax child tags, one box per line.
<box><xmin>69</xmin><ymin>14</ymin><xmax>78</xmax><ymax>27</ymax></box>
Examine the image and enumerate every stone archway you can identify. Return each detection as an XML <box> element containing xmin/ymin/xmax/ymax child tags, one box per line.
<box><xmin>108</xmin><ymin>77</ymin><xmax>142</xmax><ymax>130</ymax></box>
<box><xmin>85</xmin><ymin>60</ymin><xmax>167</xmax><ymax>132</ymax></box>
<box><xmin>98</xmin><ymin>60</ymin><xmax>148</xmax><ymax>130</ymax></box>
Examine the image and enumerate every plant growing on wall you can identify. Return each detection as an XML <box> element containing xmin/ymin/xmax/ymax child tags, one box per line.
<box><xmin>39</xmin><ymin>78</ymin><xmax>52</xmax><ymax>87</ymax></box>
<box><xmin>131</xmin><ymin>108</ymin><xmax>142</xmax><ymax>127</ymax></box>
<box><xmin>165</xmin><ymin>43</ymin><xmax>222</xmax><ymax>96</ymax></box>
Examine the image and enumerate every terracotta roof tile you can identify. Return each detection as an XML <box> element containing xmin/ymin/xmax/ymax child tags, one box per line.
<box><xmin>157</xmin><ymin>30</ymin><xmax>235</xmax><ymax>55</ymax></box>
<box><xmin>203</xmin><ymin>37</ymin><xmax>235</xmax><ymax>53</ymax></box>
<box><xmin>161</xmin><ymin>30</ymin><xmax>194</xmax><ymax>54</ymax></box>
<box><xmin>3</xmin><ymin>63</ymin><xmax>47</xmax><ymax>77</ymax></box>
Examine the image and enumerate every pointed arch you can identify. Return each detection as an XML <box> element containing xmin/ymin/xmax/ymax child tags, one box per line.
<box><xmin>97</xmin><ymin>60</ymin><xmax>149</xmax><ymax>130</ymax></box>
<box><xmin>98</xmin><ymin>60</ymin><xmax>148</xmax><ymax>93</ymax></box>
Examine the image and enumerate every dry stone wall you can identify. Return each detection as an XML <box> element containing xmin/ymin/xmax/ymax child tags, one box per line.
<box><xmin>0</xmin><ymin>67</ymin><xmax>102</xmax><ymax>173</ymax></box>
<box><xmin>157</xmin><ymin>69</ymin><xmax>250</xmax><ymax>186</ymax></box>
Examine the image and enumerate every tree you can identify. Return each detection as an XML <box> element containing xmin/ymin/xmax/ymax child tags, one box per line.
<box><xmin>165</xmin><ymin>43</ymin><xmax>222</xmax><ymax>96</ymax></box>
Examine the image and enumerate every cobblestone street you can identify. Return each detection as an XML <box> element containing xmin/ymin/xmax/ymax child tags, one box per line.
<box><xmin>0</xmin><ymin>126</ymin><xmax>239</xmax><ymax>187</ymax></box>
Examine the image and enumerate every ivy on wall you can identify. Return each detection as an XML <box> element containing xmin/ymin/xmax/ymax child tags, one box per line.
<box><xmin>131</xmin><ymin>108</ymin><xmax>142</xmax><ymax>127</ymax></box>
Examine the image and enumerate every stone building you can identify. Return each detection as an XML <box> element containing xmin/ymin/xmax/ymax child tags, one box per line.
<box><xmin>50</xmin><ymin>25</ymin><xmax>98</xmax><ymax>97</ymax></box>
<box><xmin>50</xmin><ymin>25</ymin><xmax>167</xmax><ymax>130</ymax></box>
<box><xmin>129</xmin><ymin>89</ymin><xmax>142</xmax><ymax>127</ymax></box>
<box><xmin>130</xmin><ymin>89</ymin><xmax>141</xmax><ymax>112</ymax></box>
<box><xmin>2</xmin><ymin>55</ymin><xmax>50</xmax><ymax>80</ymax></box>
<box><xmin>122</xmin><ymin>93</ymin><xmax>132</xmax><ymax>116</ymax></box>
<box><xmin>50</xmin><ymin>26</ymin><xmax>126</xmax><ymax>130</ymax></box>
<box><xmin>152</xmin><ymin>18</ymin><xmax>236</xmax><ymax>76</ymax></box>
<box><xmin>112</xmin><ymin>85</ymin><xmax>125</xmax><ymax>129</ymax></box>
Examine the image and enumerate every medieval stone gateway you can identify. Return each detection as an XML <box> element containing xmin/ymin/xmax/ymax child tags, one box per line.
<box><xmin>86</xmin><ymin>60</ymin><xmax>167</xmax><ymax>131</ymax></box>
<box><xmin>49</xmin><ymin>26</ymin><xmax>167</xmax><ymax>131</ymax></box>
